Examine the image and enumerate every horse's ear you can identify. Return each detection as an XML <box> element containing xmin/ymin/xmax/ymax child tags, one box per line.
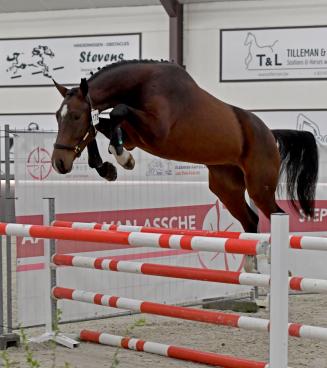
<box><xmin>80</xmin><ymin>78</ymin><xmax>88</xmax><ymax>97</ymax></box>
<box><xmin>53</xmin><ymin>79</ymin><xmax>68</xmax><ymax>97</ymax></box>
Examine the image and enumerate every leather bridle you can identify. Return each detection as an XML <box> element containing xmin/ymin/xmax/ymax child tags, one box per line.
<box><xmin>53</xmin><ymin>94</ymin><xmax>98</xmax><ymax>157</ymax></box>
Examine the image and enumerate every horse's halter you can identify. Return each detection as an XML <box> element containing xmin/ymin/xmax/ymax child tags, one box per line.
<box><xmin>53</xmin><ymin>94</ymin><xmax>99</xmax><ymax>157</ymax></box>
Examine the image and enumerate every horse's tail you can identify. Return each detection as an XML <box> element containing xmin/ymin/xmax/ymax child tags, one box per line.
<box><xmin>272</xmin><ymin>129</ymin><xmax>319</xmax><ymax>217</ymax></box>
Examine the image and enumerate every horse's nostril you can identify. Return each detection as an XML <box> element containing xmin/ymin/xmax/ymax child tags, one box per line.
<box><xmin>57</xmin><ymin>159</ymin><xmax>67</xmax><ymax>173</ymax></box>
<box><xmin>59</xmin><ymin>160</ymin><xmax>64</xmax><ymax>171</ymax></box>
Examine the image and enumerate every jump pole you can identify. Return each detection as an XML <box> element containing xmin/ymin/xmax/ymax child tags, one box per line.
<box><xmin>269</xmin><ymin>213</ymin><xmax>289</xmax><ymax>368</ymax></box>
<box><xmin>79</xmin><ymin>329</ymin><xmax>269</xmax><ymax>368</ymax></box>
<box><xmin>52</xmin><ymin>219</ymin><xmax>327</xmax><ymax>252</ymax></box>
<box><xmin>0</xmin><ymin>222</ymin><xmax>267</xmax><ymax>255</ymax></box>
<box><xmin>51</xmin><ymin>286</ymin><xmax>327</xmax><ymax>341</ymax></box>
<box><xmin>52</xmin><ymin>253</ymin><xmax>327</xmax><ymax>294</ymax></box>
<box><xmin>52</xmin><ymin>220</ymin><xmax>257</xmax><ymax>239</ymax></box>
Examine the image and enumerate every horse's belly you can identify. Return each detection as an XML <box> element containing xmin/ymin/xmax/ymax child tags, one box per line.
<box><xmin>140</xmin><ymin>139</ymin><xmax>242</xmax><ymax>165</ymax></box>
<box><xmin>156</xmin><ymin>121</ymin><xmax>243</xmax><ymax>164</ymax></box>
<box><xmin>122</xmin><ymin>104</ymin><xmax>243</xmax><ymax>165</ymax></box>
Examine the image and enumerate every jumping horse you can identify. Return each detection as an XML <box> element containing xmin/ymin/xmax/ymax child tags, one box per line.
<box><xmin>51</xmin><ymin>60</ymin><xmax>318</xmax><ymax>235</ymax></box>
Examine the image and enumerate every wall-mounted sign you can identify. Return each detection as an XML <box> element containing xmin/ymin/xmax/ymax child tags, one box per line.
<box><xmin>220</xmin><ymin>26</ymin><xmax>327</xmax><ymax>81</ymax></box>
<box><xmin>0</xmin><ymin>33</ymin><xmax>141</xmax><ymax>87</ymax></box>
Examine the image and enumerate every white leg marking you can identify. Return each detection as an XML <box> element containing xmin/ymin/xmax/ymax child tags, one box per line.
<box><xmin>109</xmin><ymin>145</ymin><xmax>131</xmax><ymax>166</ymax></box>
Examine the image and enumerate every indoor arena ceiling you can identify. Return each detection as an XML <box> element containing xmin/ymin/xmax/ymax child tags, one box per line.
<box><xmin>0</xmin><ymin>0</ymin><xmax>258</xmax><ymax>13</ymax></box>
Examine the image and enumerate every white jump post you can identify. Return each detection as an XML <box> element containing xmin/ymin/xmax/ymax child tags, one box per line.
<box><xmin>29</xmin><ymin>198</ymin><xmax>79</xmax><ymax>349</ymax></box>
<box><xmin>269</xmin><ymin>213</ymin><xmax>289</xmax><ymax>368</ymax></box>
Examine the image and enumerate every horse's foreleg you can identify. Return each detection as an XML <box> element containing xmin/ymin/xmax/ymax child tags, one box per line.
<box><xmin>96</xmin><ymin>116</ymin><xmax>135</xmax><ymax>170</ymax></box>
<box><xmin>108</xmin><ymin>126</ymin><xmax>135</xmax><ymax>170</ymax></box>
<box><xmin>87</xmin><ymin>139</ymin><xmax>103</xmax><ymax>169</ymax></box>
<box><xmin>87</xmin><ymin>139</ymin><xmax>117</xmax><ymax>181</ymax></box>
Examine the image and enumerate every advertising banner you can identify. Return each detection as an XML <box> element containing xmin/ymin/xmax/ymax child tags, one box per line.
<box><xmin>0</xmin><ymin>33</ymin><xmax>141</xmax><ymax>86</ymax></box>
<box><xmin>220</xmin><ymin>26</ymin><xmax>327</xmax><ymax>81</ymax></box>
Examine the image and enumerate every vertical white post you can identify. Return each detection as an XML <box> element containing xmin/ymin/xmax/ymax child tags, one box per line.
<box><xmin>43</xmin><ymin>198</ymin><xmax>54</xmax><ymax>333</ymax></box>
<box><xmin>269</xmin><ymin>213</ymin><xmax>289</xmax><ymax>368</ymax></box>
<box><xmin>30</xmin><ymin>198</ymin><xmax>79</xmax><ymax>348</ymax></box>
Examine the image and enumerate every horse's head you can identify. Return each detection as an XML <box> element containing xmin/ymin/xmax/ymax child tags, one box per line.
<box><xmin>52</xmin><ymin>78</ymin><xmax>96</xmax><ymax>174</ymax></box>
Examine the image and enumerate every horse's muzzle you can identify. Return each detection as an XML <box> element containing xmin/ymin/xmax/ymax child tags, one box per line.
<box><xmin>52</xmin><ymin>159</ymin><xmax>71</xmax><ymax>174</ymax></box>
<box><xmin>52</xmin><ymin>150</ymin><xmax>74</xmax><ymax>174</ymax></box>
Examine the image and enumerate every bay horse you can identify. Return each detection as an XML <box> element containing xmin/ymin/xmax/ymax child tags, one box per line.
<box><xmin>51</xmin><ymin>60</ymin><xmax>318</xmax><ymax>234</ymax></box>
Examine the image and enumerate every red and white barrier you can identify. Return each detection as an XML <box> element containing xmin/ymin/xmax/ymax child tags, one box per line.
<box><xmin>52</xmin><ymin>286</ymin><xmax>327</xmax><ymax>341</ymax></box>
<box><xmin>80</xmin><ymin>329</ymin><xmax>268</xmax><ymax>368</ymax></box>
<box><xmin>6</xmin><ymin>216</ymin><xmax>326</xmax><ymax>366</ymax></box>
<box><xmin>53</xmin><ymin>220</ymin><xmax>256</xmax><ymax>239</ymax></box>
<box><xmin>52</xmin><ymin>220</ymin><xmax>327</xmax><ymax>252</ymax></box>
<box><xmin>52</xmin><ymin>253</ymin><xmax>327</xmax><ymax>294</ymax></box>
<box><xmin>0</xmin><ymin>222</ymin><xmax>267</xmax><ymax>255</ymax></box>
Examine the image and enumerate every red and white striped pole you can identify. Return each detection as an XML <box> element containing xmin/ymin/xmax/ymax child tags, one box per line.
<box><xmin>52</xmin><ymin>253</ymin><xmax>327</xmax><ymax>294</ymax></box>
<box><xmin>0</xmin><ymin>222</ymin><xmax>267</xmax><ymax>255</ymax></box>
<box><xmin>80</xmin><ymin>329</ymin><xmax>268</xmax><ymax>368</ymax></box>
<box><xmin>52</xmin><ymin>220</ymin><xmax>327</xmax><ymax>252</ymax></box>
<box><xmin>52</xmin><ymin>286</ymin><xmax>327</xmax><ymax>341</ymax></box>
<box><xmin>52</xmin><ymin>220</ymin><xmax>267</xmax><ymax>240</ymax></box>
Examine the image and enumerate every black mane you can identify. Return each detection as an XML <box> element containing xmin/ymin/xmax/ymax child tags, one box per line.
<box><xmin>88</xmin><ymin>59</ymin><xmax>171</xmax><ymax>81</ymax></box>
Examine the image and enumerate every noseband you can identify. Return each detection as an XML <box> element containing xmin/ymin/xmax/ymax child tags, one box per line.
<box><xmin>53</xmin><ymin>94</ymin><xmax>99</xmax><ymax>157</ymax></box>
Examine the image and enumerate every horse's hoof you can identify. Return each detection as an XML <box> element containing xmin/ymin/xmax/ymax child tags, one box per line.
<box><xmin>123</xmin><ymin>155</ymin><xmax>135</xmax><ymax>170</ymax></box>
<box><xmin>96</xmin><ymin>162</ymin><xmax>117</xmax><ymax>181</ymax></box>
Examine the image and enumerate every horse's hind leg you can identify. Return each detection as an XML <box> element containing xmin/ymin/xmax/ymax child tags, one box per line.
<box><xmin>208</xmin><ymin>165</ymin><xmax>259</xmax><ymax>272</ymax></box>
<box><xmin>208</xmin><ymin>165</ymin><xmax>259</xmax><ymax>233</ymax></box>
<box><xmin>243</xmin><ymin>146</ymin><xmax>284</xmax><ymax>222</ymax></box>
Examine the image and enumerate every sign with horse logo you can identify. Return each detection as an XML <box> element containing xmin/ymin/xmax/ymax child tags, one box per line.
<box><xmin>0</xmin><ymin>33</ymin><xmax>140</xmax><ymax>87</ymax></box>
<box><xmin>220</xmin><ymin>26</ymin><xmax>327</xmax><ymax>81</ymax></box>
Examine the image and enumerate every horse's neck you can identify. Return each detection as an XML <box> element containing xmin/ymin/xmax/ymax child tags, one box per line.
<box><xmin>88</xmin><ymin>67</ymin><xmax>146</xmax><ymax>111</ymax></box>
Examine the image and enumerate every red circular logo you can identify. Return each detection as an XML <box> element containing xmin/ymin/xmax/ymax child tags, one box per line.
<box><xmin>27</xmin><ymin>147</ymin><xmax>52</xmax><ymax>180</ymax></box>
<box><xmin>199</xmin><ymin>200</ymin><xmax>245</xmax><ymax>271</ymax></box>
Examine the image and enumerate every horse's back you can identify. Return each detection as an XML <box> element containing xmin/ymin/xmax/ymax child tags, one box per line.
<box><xmin>129</xmin><ymin>62</ymin><xmax>277</xmax><ymax>166</ymax></box>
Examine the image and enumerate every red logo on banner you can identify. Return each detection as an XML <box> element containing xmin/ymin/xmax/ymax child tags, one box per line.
<box><xmin>27</xmin><ymin>147</ymin><xmax>52</xmax><ymax>180</ymax></box>
<box><xmin>198</xmin><ymin>200</ymin><xmax>245</xmax><ymax>271</ymax></box>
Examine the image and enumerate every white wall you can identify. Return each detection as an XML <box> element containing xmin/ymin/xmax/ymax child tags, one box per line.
<box><xmin>185</xmin><ymin>0</ymin><xmax>327</xmax><ymax>110</ymax></box>
<box><xmin>1</xmin><ymin>0</ymin><xmax>327</xmax><ymax>113</ymax></box>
